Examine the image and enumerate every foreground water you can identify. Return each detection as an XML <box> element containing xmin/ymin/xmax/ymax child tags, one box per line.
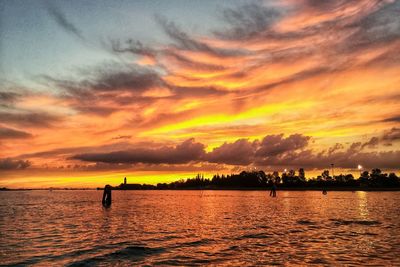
<box><xmin>0</xmin><ymin>190</ymin><xmax>399</xmax><ymax>266</ymax></box>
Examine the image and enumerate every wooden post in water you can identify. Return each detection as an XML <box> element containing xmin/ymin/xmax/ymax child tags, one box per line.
<box><xmin>102</xmin><ymin>184</ymin><xmax>112</xmax><ymax>207</ymax></box>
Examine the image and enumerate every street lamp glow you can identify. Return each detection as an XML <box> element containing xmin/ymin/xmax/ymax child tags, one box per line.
<box><xmin>284</xmin><ymin>169</ymin><xmax>287</xmax><ymax>173</ymax></box>
<box><xmin>358</xmin><ymin>164</ymin><xmax>362</xmax><ymax>170</ymax></box>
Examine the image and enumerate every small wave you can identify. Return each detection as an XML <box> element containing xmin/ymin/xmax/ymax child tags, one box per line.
<box><xmin>297</xmin><ymin>219</ymin><xmax>316</xmax><ymax>225</ymax></box>
<box><xmin>145</xmin><ymin>234</ymin><xmax>181</xmax><ymax>242</ymax></box>
<box><xmin>364</xmin><ymin>232</ymin><xmax>378</xmax><ymax>236</ymax></box>
<box><xmin>288</xmin><ymin>229</ymin><xmax>304</xmax><ymax>233</ymax></box>
<box><xmin>307</xmin><ymin>258</ymin><xmax>329</xmax><ymax>264</ymax></box>
<box><xmin>236</xmin><ymin>233</ymin><xmax>272</xmax><ymax>240</ymax></box>
<box><xmin>225</xmin><ymin>245</ymin><xmax>239</xmax><ymax>251</ymax></box>
<box><xmin>153</xmin><ymin>254</ymin><xmax>224</xmax><ymax>266</ymax></box>
<box><xmin>346</xmin><ymin>231</ymin><xmax>379</xmax><ymax>237</ymax></box>
<box><xmin>108</xmin><ymin>245</ymin><xmax>160</xmax><ymax>256</ymax></box>
<box><xmin>177</xmin><ymin>238</ymin><xmax>213</xmax><ymax>247</ymax></box>
<box><xmin>67</xmin><ymin>245</ymin><xmax>164</xmax><ymax>266</ymax></box>
<box><xmin>330</xmin><ymin>219</ymin><xmax>381</xmax><ymax>226</ymax></box>
<box><xmin>153</xmin><ymin>258</ymin><xmax>197</xmax><ymax>266</ymax></box>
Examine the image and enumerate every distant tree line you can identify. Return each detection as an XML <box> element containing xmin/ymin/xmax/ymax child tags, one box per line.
<box><xmin>114</xmin><ymin>168</ymin><xmax>400</xmax><ymax>190</ymax></box>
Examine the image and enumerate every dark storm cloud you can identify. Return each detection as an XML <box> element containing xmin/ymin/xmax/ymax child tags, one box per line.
<box><xmin>206</xmin><ymin>139</ymin><xmax>258</xmax><ymax>165</ymax></box>
<box><xmin>258</xmin><ymin>148</ymin><xmax>400</xmax><ymax>169</ymax></box>
<box><xmin>0</xmin><ymin>158</ymin><xmax>31</xmax><ymax>170</ymax></box>
<box><xmin>327</xmin><ymin>143</ymin><xmax>344</xmax><ymax>154</ymax></box>
<box><xmin>87</xmin><ymin>68</ymin><xmax>162</xmax><ymax>92</ymax></box>
<box><xmin>318</xmin><ymin>149</ymin><xmax>398</xmax><ymax>169</ymax></box>
<box><xmin>47</xmin><ymin>3</ymin><xmax>84</xmax><ymax>40</ymax></box>
<box><xmin>362</xmin><ymin>137</ymin><xmax>380</xmax><ymax>149</ymax></box>
<box><xmin>247</xmin><ymin>137</ymin><xmax>398</xmax><ymax>169</ymax></box>
<box><xmin>205</xmin><ymin>133</ymin><xmax>399</xmax><ymax>169</ymax></box>
<box><xmin>0</xmin><ymin>111</ymin><xmax>62</xmax><ymax>128</ymax></box>
<box><xmin>71</xmin><ymin>138</ymin><xmax>206</xmax><ymax>164</ymax></box>
<box><xmin>382</xmin><ymin>127</ymin><xmax>400</xmax><ymax>142</ymax></box>
<box><xmin>55</xmin><ymin>64</ymin><xmax>164</xmax><ymax>94</ymax></box>
<box><xmin>22</xmin><ymin>132</ymin><xmax>399</xmax><ymax>170</ymax></box>
<box><xmin>0</xmin><ymin>126</ymin><xmax>32</xmax><ymax>139</ymax></box>
<box><xmin>381</xmin><ymin>115</ymin><xmax>400</xmax><ymax>123</ymax></box>
<box><xmin>0</xmin><ymin>91</ymin><xmax>20</xmax><ymax>106</ymax></box>
<box><xmin>75</xmin><ymin>106</ymin><xmax>118</xmax><ymax>116</ymax></box>
<box><xmin>43</xmin><ymin>62</ymin><xmax>169</xmax><ymax>115</ymax></box>
<box><xmin>70</xmin><ymin>134</ymin><xmax>312</xmax><ymax>167</ymax></box>
<box><xmin>43</xmin><ymin>62</ymin><xmax>165</xmax><ymax>99</ymax></box>
<box><xmin>171</xmin><ymin>85</ymin><xmax>227</xmax><ymax>98</ymax></box>
<box><xmin>359</xmin><ymin>128</ymin><xmax>400</xmax><ymax>148</ymax></box>
<box><xmin>256</xmin><ymin>134</ymin><xmax>311</xmax><ymax>157</ymax></box>
<box><xmin>349</xmin><ymin>151</ymin><xmax>400</xmax><ymax>169</ymax></box>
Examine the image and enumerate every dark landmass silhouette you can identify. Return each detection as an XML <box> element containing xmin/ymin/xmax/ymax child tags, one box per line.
<box><xmin>1</xmin><ymin>168</ymin><xmax>399</xmax><ymax>191</ymax></box>
<box><xmin>107</xmin><ymin>168</ymin><xmax>400</xmax><ymax>191</ymax></box>
<box><xmin>0</xmin><ymin>187</ymin><xmax>95</xmax><ymax>191</ymax></box>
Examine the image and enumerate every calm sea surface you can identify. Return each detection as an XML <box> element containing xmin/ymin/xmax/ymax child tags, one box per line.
<box><xmin>1</xmin><ymin>190</ymin><xmax>399</xmax><ymax>266</ymax></box>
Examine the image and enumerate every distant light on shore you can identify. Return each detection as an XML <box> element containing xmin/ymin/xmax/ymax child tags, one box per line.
<box><xmin>358</xmin><ymin>165</ymin><xmax>363</xmax><ymax>170</ymax></box>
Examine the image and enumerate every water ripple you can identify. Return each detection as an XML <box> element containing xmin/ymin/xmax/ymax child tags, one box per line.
<box><xmin>1</xmin><ymin>190</ymin><xmax>399</xmax><ymax>266</ymax></box>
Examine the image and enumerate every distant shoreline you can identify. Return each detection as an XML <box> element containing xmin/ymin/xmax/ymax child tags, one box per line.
<box><xmin>110</xmin><ymin>187</ymin><xmax>400</xmax><ymax>191</ymax></box>
<box><xmin>2</xmin><ymin>187</ymin><xmax>400</xmax><ymax>191</ymax></box>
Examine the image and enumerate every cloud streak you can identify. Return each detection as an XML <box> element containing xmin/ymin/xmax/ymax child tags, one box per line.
<box><xmin>0</xmin><ymin>111</ymin><xmax>62</xmax><ymax>128</ymax></box>
<box><xmin>0</xmin><ymin>126</ymin><xmax>32</xmax><ymax>139</ymax></box>
<box><xmin>0</xmin><ymin>158</ymin><xmax>31</xmax><ymax>170</ymax></box>
<box><xmin>71</xmin><ymin>138</ymin><xmax>205</xmax><ymax>164</ymax></box>
<box><xmin>1</xmin><ymin>1</ymin><xmax>399</xmax><ymax>186</ymax></box>
<box><xmin>47</xmin><ymin>3</ymin><xmax>84</xmax><ymax>40</ymax></box>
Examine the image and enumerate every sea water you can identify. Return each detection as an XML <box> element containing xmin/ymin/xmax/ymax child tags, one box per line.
<box><xmin>1</xmin><ymin>190</ymin><xmax>399</xmax><ymax>266</ymax></box>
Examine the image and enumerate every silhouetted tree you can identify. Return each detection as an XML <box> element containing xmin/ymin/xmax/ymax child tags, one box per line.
<box><xmin>322</xmin><ymin>170</ymin><xmax>330</xmax><ymax>180</ymax></box>
<box><xmin>114</xmin><ymin>168</ymin><xmax>399</xmax><ymax>190</ymax></box>
<box><xmin>299</xmin><ymin>168</ymin><xmax>305</xmax><ymax>182</ymax></box>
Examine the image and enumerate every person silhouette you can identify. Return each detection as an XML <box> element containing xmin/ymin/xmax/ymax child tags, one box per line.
<box><xmin>270</xmin><ymin>181</ymin><xmax>277</xmax><ymax>197</ymax></box>
<box><xmin>102</xmin><ymin>184</ymin><xmax>112</xmax><ymax>207</ymax></box>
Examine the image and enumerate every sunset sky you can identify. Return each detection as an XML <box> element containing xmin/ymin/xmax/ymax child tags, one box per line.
<box><xmin>0</xmin><ymin>0</ymin><xmax>399</xmax><ymax>188</ymax></box>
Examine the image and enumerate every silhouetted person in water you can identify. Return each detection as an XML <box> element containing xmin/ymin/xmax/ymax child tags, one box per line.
<box><xmin>322</xmin><ymin>189</ymin><xmax>327</xmax><ymax>195</ymax></box>
<box><xmin>270</xmin><ymin>181</ymin><xmax>277</xmax><ymax>197</ymax></box>
<box><xmin>102</xmin><ymin>185</ymin><xmax>112</xmax><ymax>207</ymax></box>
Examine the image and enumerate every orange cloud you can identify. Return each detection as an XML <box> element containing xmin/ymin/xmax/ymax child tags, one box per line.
<box><xmin>1</xmin><ymin>0</ymin><xmax>399</xmax><ymax>188</ymax></box>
